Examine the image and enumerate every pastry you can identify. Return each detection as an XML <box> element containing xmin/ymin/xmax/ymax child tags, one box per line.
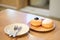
<box><xmin>42</xmin><ymin>19</ymin><xmax>53</xmax><ymax>29</ymax></box>
<box><xmin>30</xmin><ymin>17</ymin><xmax>42</xmax><ymax>27</ymax></box>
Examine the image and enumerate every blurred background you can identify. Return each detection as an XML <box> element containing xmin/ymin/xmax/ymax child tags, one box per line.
<box><xmin>29</xmin><ymin>0</ymin><xmax>49</xmax><ymax>9</ymax></box>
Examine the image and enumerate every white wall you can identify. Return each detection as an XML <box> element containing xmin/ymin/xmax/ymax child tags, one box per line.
<box><xmin>50</xmin><ymin>0</ymin><xmax>60</xmax><ymax>19</ymax></box>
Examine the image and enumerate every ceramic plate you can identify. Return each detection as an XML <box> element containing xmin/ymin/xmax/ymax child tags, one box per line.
<box><xmin>4</xmin><ymin>23</ymin><xmax>29</xmax><ymax>36</ymax></box>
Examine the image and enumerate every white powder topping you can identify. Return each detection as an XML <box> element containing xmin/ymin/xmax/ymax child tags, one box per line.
<box><xmin>42</xmin><ymin>19</ymin><xmax>53</xmax><ymax>24</ymax></box>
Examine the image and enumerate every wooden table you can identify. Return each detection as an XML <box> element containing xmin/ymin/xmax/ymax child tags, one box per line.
<box><xmin>0</xmin><ymin>9</ymin><xmax>60</xmax><ymax>40</ymax></box>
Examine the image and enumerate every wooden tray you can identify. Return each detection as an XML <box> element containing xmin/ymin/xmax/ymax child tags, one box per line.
<box><xmin>29</xmin><ymin>23</ymin><xmax>56</xmax><ymax>32</ymax></box>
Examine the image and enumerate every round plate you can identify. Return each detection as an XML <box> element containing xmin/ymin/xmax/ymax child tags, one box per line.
<box><xmin>29</xmin><ymin>23</ymin><xmax>56</xmax><ymax>32</ymax></box>
<box><xmin>4</xmin><ymin>23</ymin><xmax>29</xmax><ymax>36</ymax></box>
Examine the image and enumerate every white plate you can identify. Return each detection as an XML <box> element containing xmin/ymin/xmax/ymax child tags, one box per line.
<box><xmin>4</xmin><ymin>23</ymin><xmax>29</xmax><ymax>36</ymax></box>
